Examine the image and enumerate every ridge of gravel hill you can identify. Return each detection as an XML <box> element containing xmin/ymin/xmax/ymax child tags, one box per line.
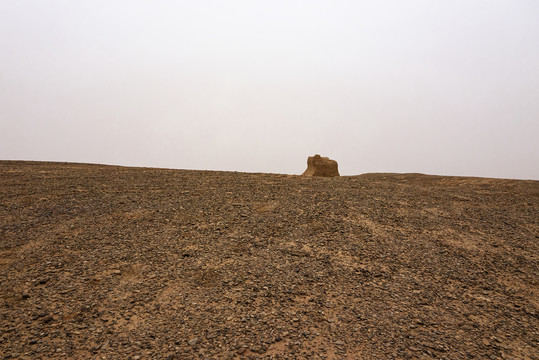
<box><xmin>0</xmin><ymin>161</ymin><xmax>538</xmax><ymax>359</ymax></box>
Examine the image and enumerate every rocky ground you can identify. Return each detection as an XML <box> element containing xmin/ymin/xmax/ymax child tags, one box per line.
<box><xmin>0</xmin><ymin>161</ymin><xmax>538</xmax><ymax>359</ymax></box>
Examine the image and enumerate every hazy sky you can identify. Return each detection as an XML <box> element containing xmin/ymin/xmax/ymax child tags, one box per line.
<box><xmin>1</xmin><ymin>1</ymin><xmax>538</xmax><ymax>179</ymax></box>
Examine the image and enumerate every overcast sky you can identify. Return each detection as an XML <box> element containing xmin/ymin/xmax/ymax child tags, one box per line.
<box><xmin>1</xmin><ymin>1</ymin><xmax>538</xmax><ymax>179</ymax></box>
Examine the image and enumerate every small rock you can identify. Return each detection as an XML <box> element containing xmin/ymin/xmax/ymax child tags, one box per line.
<box><xmin>35</xmin><ymin>278</ymin><xmax>49</xmax><ymax>285</ymax></box>
<box><xmin>335</xmin><ymin>340</ymin><xmax>345</xmax><ymax>346</ymax></box>
<box><xmin>188</xmin><ymin>338</ymin><xmax>198</xmax><ymax>346</ymax></box>
<box><xmin>112</xmin><ymin>270</ymin><xmax>121</xmax><ymax>275</ymax></box>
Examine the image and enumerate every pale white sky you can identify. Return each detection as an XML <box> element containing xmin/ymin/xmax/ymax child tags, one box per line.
<box><xmin>1</xmin><ymin>1</ymin><xmax>538</xmax><ymax>179</ymax></box>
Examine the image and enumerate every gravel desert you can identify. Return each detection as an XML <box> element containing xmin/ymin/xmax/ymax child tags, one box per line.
<box><xmin>0</xmin><ymin>161</ymin><xmax>537</xmax><ymax>359</ymax></box>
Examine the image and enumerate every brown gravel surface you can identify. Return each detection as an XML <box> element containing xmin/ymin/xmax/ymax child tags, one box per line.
<box><xmin>1</xmin><ymin>161</ymin><xmax>538</xmax><ymax>360</ymax></box>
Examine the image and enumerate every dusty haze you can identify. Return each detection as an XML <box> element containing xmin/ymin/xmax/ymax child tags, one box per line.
<box><xmin>1</xmin><ymin>1</ymin><xmax>538</xmax><ymax>179</ymax></box>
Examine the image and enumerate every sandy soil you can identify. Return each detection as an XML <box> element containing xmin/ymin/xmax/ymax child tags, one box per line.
<box><xmin>0</xmin><ymin>161</ymin><xmax>538</xmax><ymax>359</ymax></box>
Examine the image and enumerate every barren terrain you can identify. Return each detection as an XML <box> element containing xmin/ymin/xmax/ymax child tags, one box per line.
<box><xmin>1</xmin><ymin>161</ymin><xmax>538</xmax><ymax>359</ymax></box>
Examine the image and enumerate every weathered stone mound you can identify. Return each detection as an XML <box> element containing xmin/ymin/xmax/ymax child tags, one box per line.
<box><xmin>302</xmin><ymin>154</ymin><xmax>340</xmax><ymax>177</ymax></box>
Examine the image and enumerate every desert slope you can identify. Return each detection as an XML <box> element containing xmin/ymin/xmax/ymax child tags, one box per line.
<box><xmin>0</xmin><ymin>161</ymin><xmax>538</xmax><ymax>359</ymax></box>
